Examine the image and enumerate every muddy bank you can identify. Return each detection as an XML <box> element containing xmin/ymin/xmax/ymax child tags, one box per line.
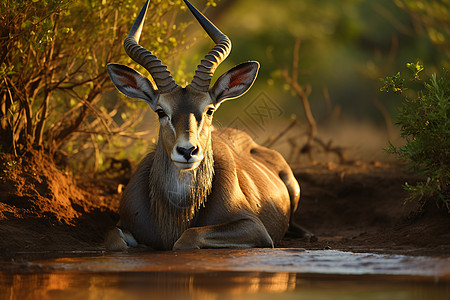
<box><xmin>0</xmin><ymin>152</ymin><xmax>449</xmax><ymax>259</ymax></box>
<box><xmin>284</xmin><ymin>162</ymin><xmax>450</xmax><ymax>256</ymax></box>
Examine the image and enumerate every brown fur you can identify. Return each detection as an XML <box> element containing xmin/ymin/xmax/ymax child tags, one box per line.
<box><xmin>106</xmin><ymin>19</ymin><xmax>304</xmax><ymax>250</ymax></box>
<box><xmin>112</xmin><ymin>123</ymin><xmax>302</xmax><ymax>251</ymax></box>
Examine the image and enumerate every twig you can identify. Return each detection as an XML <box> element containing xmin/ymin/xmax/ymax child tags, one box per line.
<box><xmin>276</xmin><ymin>38</ymin><xmax>347</xmax><ymax>163</ymax></box>
<box><xmin>264</xmin><ymin>116</ymin><xmax>298</xmax><ymax>148</ymax></box>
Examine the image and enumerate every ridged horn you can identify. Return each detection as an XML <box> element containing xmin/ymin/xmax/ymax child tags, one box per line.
<box><xmin>124</xmin><ymin>0</ymin><xmax>177</xmax><ymax>93</ymax></box>
<box><xmin>184</xmin><ymin>0</ymin><xmax>232</xmax><ymax>92</ymax></box>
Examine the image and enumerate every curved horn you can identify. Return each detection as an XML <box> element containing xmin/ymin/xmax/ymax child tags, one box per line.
<box><xmin>124</xmin><ymin>0</ymin><xmax>178</xmax><ymax>93</ymax></box>
<box><xmin>184</xmin><ymin>0</ymin><xmax>232</xmax><ymax>92</ymax></box>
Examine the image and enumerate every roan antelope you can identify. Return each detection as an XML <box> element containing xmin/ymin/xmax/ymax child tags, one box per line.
<box><xmin>105</xmin><ymin>0</ymin><xmax>309</xmax><ymax>251</ymax></box>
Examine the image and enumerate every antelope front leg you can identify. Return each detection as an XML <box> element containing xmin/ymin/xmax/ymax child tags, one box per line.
<box><xmin>173</xmin><ymin>218</ymin><xmax>274</xmax><ymax>250</ymax></box>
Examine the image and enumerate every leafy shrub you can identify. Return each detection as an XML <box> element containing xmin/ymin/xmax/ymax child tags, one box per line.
<box><xmin>381</xmin><ymin>62</ymin><xmax>449</xmax><ymax>210</ymax></box>
<box><xmin>0</xmin><ymin>0</ymin><xmax>194</xmax><ymax>171</ymax></box>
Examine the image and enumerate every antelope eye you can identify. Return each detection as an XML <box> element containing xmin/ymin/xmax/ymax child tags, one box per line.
<box><xmin>206</xmin><ymin>107</ymin><xmax>214</xmax><ymax>116</ymax></box>
<box><xmin>155</xmin><ymin>109</ymin><xmax>167</xmax><ymax>119</ymax></box>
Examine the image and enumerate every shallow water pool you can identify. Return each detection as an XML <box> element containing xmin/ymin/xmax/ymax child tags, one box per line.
<box><xmin>1</xmin><ymin>249</ymin><xmax>449</xmax><ymax>299</ymax></box>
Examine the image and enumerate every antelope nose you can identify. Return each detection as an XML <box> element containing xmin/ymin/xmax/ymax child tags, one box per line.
<box><xmin>176</xmin><ymin>146</ymin><xmax>198</xmax><ymax>161</ymax></box>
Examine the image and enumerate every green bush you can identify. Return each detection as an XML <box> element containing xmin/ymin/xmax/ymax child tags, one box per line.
<box><xmin>0</xmin><ymin>0</ymin><xmax>194</xmax><ymax>171</ymax></box>
<box><xmin>381</xmin><ymin>62</ymin><xmax>449</xmax><ymax>210</ymax></box>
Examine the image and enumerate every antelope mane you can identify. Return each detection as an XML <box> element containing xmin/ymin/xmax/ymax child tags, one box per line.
<box><xmin>149</xmin><ymin>140</ymin><xmax>214</xmax><ymax>248</ymax></box>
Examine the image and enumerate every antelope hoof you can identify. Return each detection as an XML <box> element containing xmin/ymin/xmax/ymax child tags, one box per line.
<box><xmin>173</xmin><ymin>238</ymin><xmax>201</xmax><ymax>250</ymax></box>
<box><xmin>105</xmin><ymin>227</ymin><xmax>138</xmax><ymax>251</ymax></box>
<box><xmin>173</xmin><ymin>230</ymin><xmax>202</xmax><ymax>250</ymax></box>
<box><xmin>286</xmin><ymin>222</ymin><xmax>315</xmax><ymax>240</ymax></box>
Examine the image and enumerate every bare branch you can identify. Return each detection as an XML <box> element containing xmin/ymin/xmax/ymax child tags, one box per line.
<box><xmin>264</xmin><ymin>116</ymin><xmax>298</xmax><ymax>148</ymax></box>
<box><xmin>280</xmin><ymin>68</ymin><xmax>317</xmax><ymax>142</ymax></box>
<box><xmin>277</xmin><ymin>38</ymin><xmax>348</xmax><ymax>163</ymax></box>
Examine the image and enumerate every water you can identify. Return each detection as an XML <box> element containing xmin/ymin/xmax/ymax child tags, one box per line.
<box><xmin>1</xmin><ymin>249</ymin><xmax>449</xmax><ymax>300</ymax></box>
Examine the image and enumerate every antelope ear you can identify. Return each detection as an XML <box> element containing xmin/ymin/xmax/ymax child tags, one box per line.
<box><xmin>210</xmin><ymin>61</ymin><xmax>259</xmax><ymax>105</ymax></box>
<box><xmin>107</xmin><ymin>63</ymin><xmax>158</xmax><ymax>110</ymax></box>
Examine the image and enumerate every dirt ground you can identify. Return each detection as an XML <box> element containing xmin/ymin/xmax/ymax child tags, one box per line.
<box><xmin>0</xmin><ymin>151</ymin><xmax>449</xmax><ymax>260</ymax></box>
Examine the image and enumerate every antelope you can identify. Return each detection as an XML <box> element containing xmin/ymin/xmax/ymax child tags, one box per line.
<box><xmin>105</xmin><ymin>0</ymin><xmax>308</xmax><ymax>251</ymax></box>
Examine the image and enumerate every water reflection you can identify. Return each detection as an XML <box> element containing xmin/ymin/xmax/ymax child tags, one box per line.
<box><xmin>2</xmin><ymin>271</ymin><xmax>449</xmax><ymax>300</ymax></box>
<box><xmin>1</xmin><ymin>249</ymin><xmax>449</xmax><ymax>300</ymax></box>
<box><xmin>1</xmin><ymin>272</ymin><xmax>297</xmax><ymax>300</ymax></box>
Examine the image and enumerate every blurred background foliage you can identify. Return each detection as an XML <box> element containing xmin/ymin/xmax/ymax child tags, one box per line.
<box><xmin>196</xmin><ymin>0</ymin><xmax>449</xmax><ymax>162</ymax></box>
<box><xmin>1</xmin><ymin>0</ymin><xmax>448</xmax><ymax>172</ymax></box>
<box><xmin>205</xmin><ymin>0</ymin><xmax>449</xmax><ymax>120</ymax></box>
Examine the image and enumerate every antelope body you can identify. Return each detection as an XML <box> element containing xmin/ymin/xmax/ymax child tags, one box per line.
<box><xmin>105</xmin><ymin>0</ymin><xmax>306</xmax><ymax>251</ymax></box>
